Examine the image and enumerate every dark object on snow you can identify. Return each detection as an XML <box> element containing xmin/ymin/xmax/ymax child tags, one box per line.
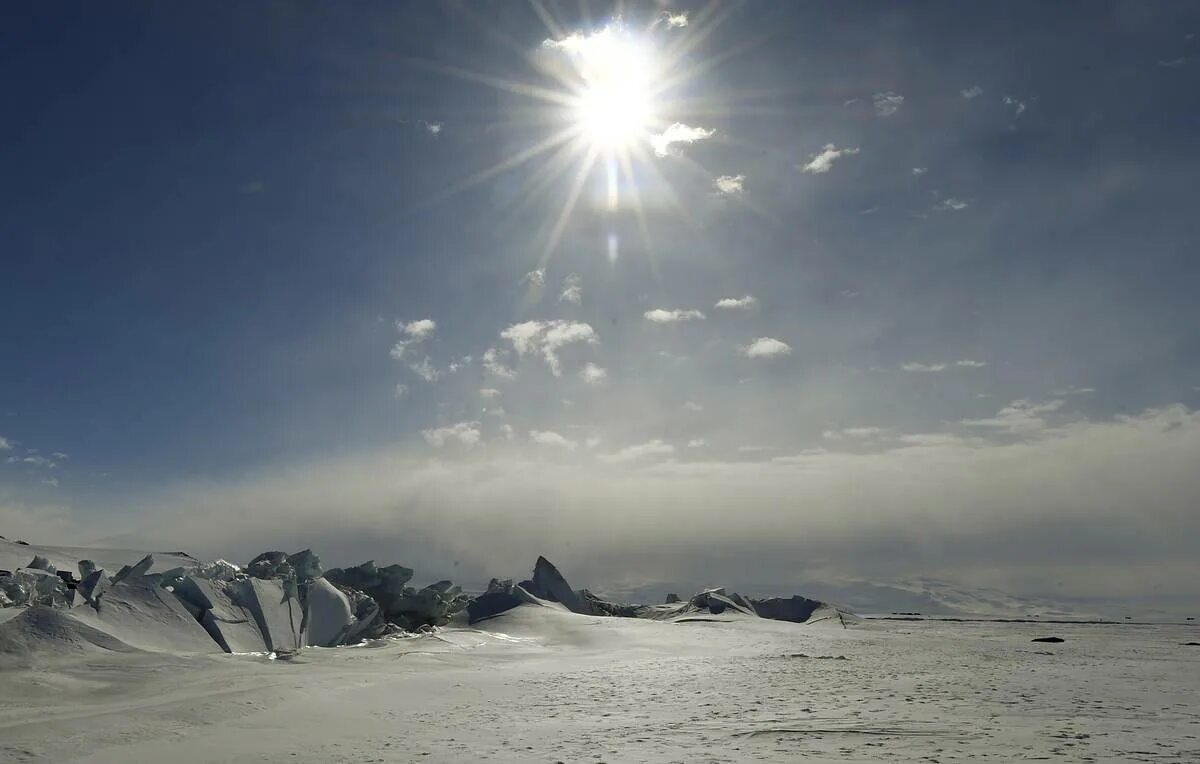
<box><xmin>16</xmin><ymin>540</ymin><xmax>29</xmax><ymax>546</ymax></box>
<box><xmin>749</xmin><ymin>595</ymin><xmax>824</xmax><ymax>623</ymax></box>
<box><xmin>665</xmin><ymin>593</ymin><xmax>681</xmax><ymax>604</ymax></box>
<box><xmin>1182</xmin><ymin>641</ymin><xmax>1200</xmax><ymax>646</ymax></box>
<box><xmin>1031</xmin><ymin>636</ymin><xmax>1065</xmax><ymax>643</ymax></box>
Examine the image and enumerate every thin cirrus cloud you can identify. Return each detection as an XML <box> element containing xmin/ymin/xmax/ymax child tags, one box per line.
<box><xmin>873</xmin><ymin>91</ymin><xmax>904</xmax><ymax>116</ymax></box>
<box><xmin>901</xmin><ymin>360</ymin><xmax>986</xmax><ymax>372</ymax></box>
<box><xmin>800</xmin><ymin>144</ymin><xmax>860</xmax><ymax>174</ymax></box>
<box><xmin>714</xmin><ymin>295</ymin><xmax>757</xmax><ymax>310</ymax></box>
<box><xmin>649</xmin><ymin>123</ymin><xmax>715</xmax><ymax>157</ymax></box>
<box><xmin>741</xmin><ymin>337</ymin><xmax>792</xmax><ymax>359</ymax></box>
<box><xmin>420</xmin><ymin>421</ymin><xmax>481</xmax><ymax>448</ymax></box>
<box><xmin>600</xmin><ymin>439</ymin><xmax>675</xmax><ymax>463</ymax></box>
<box><xmin>500</xmin><ymin>320</ymin><xmax>597</xmax><ymax>376</ymax></box>
<box><xmin>644</xmin><ymin>308</ymin><xmax>705</xmax><ymax>323</ymax></box>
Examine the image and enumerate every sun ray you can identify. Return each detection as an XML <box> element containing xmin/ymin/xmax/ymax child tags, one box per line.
<box><xmin>410</xmin><ymin>127</ymin><xmax>580</xmax><ymax>216</ymax></box>
<box><xmin>538</xmin><ymin>144</ymin><xmax>600</xmax><ymax>269</ymax></box>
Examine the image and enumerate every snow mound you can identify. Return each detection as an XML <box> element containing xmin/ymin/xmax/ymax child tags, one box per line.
<box><xmin>0</xmin><ymin>606</ymin><xmax>142</xmax><ymax>667</ymax></box>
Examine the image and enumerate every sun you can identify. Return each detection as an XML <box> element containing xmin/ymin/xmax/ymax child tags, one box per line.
<box><xmin>565</xmin><ymin>27</ymin><xmax>659</xmax><ymax>151</ymax></box>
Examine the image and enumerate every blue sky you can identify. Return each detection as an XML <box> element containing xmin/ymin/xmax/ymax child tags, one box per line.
<box><xmin>2</xmin><ymin>2</ymin><xmax>1199</xmax><ymax>612</ymax></box>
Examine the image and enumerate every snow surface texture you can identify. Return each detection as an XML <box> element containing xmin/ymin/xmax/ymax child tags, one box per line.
<box><xmin>2</xmin><ymin>539</ymin><xmax>1198</xmax><ymax>761</ymax></box>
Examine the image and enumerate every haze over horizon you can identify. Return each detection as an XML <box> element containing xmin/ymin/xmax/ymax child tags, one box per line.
<box><xmin>3</xmin><ymin>2</ymin><xmax>1199</xmax><ymax>615</ymax></box>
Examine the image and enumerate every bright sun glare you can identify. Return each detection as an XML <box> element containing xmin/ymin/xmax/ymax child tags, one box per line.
<box><xmin>567</xmin><ymin>28</ymin><xmax>658</xmax><ymax>150</ymax></box>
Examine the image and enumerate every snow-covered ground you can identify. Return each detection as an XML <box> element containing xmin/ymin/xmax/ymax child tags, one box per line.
<box><xmin>1</xmin><ymin>602</ymin><xmax>1197</xmax><ymax>763</ymax></box>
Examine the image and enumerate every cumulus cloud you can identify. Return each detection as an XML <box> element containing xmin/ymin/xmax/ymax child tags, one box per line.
<box><xmin>912</xmin><ymin>167</ymin><xmax>928</xmax><ymax>176</ymax></box>
<box><xmin>644</xmin><ymin>308</ymin><xmax>705</xmax><ymax>323</ymax></box>
<box><xmin>393</xmin><ymin>383</ymin><xmax>408</xmax><ymax>398</ymax></box>
<box><xmin>421</xmin><ymin>120</ymin><xmax>443</xmax><ymax>136</ymax></box>
<box><xmin>649</xmin><ymin>123</ymin><xmax>715</xmax><ymax>157</ymax></box>
<box><xmin>501</xmin><ymin>320</ymin><xmax>598</xmax><ymax>376</ymax></box>
<box><xmin>901</xmin><ymin>360</ymin><xmax>986</xmax><ymax>372</ymax></box>
<box><xmin>529</xmin><ymin>430</ymin><xmax>577</xmax><ymax>450</ymax></box>
<box><xmin>580</xmin><ymin>362</ymin><xmax>608</xmax><ymax>385</ymax></box>
<box><xmin>714</xmin><ymin>295</ymin><xmax>757</xmax><ymax>310</ymax></box>
<box><xmin>559</xmin><ymin>273</ymin><xmax>583</xmax><ymax>305</ymax></box>
<box><xmin>741</xmin><ymin>337</ymin><xmax>792</xmax><ymax>359</ymax></box>
<box><xmin>479</xmin><ymin>388</ymin><xmax>502</xmax><ymax>399</ymax></box>
<box><xmin>687</xmin><ymin>438</ymin><xmax>707</xmax><ymax>448</ymax></box>
<box><xmin>683</xmin><ymin>401</ymin><xmax>704</xmax><ymax>413</ymax></box>
<box><xmin>936</xmin><ymin>198</ymin><xmax>969</xmax><ymax>211</ymax></box>
<box><xmin>712</xmin><ymin>174</ymin><xmax>746</xmax><ymax>195</ymax></box>
<box><xmin>600</xmin><ymin>439</ymin><xmax>676</xmax><ymax>463</ymax></box>
<box><xmin>873</xmin><ymin>91</ymin><xmax>904</xmax><ymax>116</ymax></box>
<box><xmin>656</xmin><ymin>11</ymin><xmax>688</xmax><ymax>28</ymax></box>
<box><xmin>0</xmin><ymin>436</ymin><xmax>10</xmax><ymax>450</ymax></box>
<box><xmin>482</xmin><ymin>348</ymin><xmax>517</xmax><ymax>379</ymax></box>
<box><xmin>421</xmin><ymin>421</ymin><xmax>482</xmax><ymax>448</ymax></box>
<box><xmin>800</xmin><ymin>144</ymin><xmax>860</xmax><ymax>174</ymax></box>
<box><xmin>961</xmin><ymin>85</ymin><xmax>984</xmax><ymax>99</ymax></box>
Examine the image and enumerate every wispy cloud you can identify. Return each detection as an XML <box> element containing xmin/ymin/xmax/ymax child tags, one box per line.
<box><xmin>421</xmin><ymin>120</ymin><xmax>443</xmax><ymax>136</ymax></box>
<box><xmin>714</xmin><ymin>295</ymin><xmax>757</xmax><ymax>310</ymax></box>
<box><xmin>649</xmin><ymin>123</ymin><xmax>715</xmax><ymax>157</ymax></box>
<box><xmin>824</xmin><ymin>427</ymin><xmax>886</xmax><ymax>440</ymax></box>
<box><xmin>501</xmin><ymin>320</ymin><xmax>598</xmax><ymax>376</ymax></box>
<box><xmin>644</xmin><ymin>308</ymin><xmax>705</xmax><ymax>323</ymax></box>
<box><xmin>390</xmin><ymin>318</ymin><xmax>437</xmax><ymax>360</ymax></box>
<box><xmin>912</xmin><ymin>167</ymin><xmax>928</xmax><ymax>176</ymax></box>
<box><xmin>713</xmin><ymin>174</ymin><xmax>746</xmax><ymax>195</ymax></box>
<box><xmin>393</xmin><ymin>383</ymin><xmax>408</xmax><ymax>398</ymax></box>
<box><xmin>482</xmin><ymin>347</ymin><xmax>517</xmax><ymax>379</ymax></box>
<box><xmin>962</xmin><ymin>399</ymin><xmax>1064</xmax><ymax>434</ymax></box>
<box><xmin>1003</xmin><ymin>95</ymin><xmax>1027</xmax><ymax>116</ymax></box>
<box><xmin>800</xmin><ymin>144</ymin><xmax>860</xmax><ymax>174</ymax></box>
<box><xmin>559</xmin><ymin>273</ymin><xmax>583</xmax><ymax>305</ymax></box>
<box><xmin>935</xmin><ymin>197</ymin><xmax>969</xmax><ymax>211</ymax></box>
<box><xmin>1053</xmin><ymin>386</ymin><xmax>1097</xmax><ymax>396</ymax></box>
<box><xmin>407</xmin><ymin>356</ymin><xmax>441</xmax><ymax>383</ymax></box>
<box><xmin>741</xmin><ymin>337</ymin><xmax>792</xmax><ymax>359</ymax></box>
<box><xmin>520</xmin><ymin>268</ymin><xmax>546</xmax><ymax>288</ymax></box>
<box><xmin>580</xmin><ymin>362</ymin><xmax>608</xmax><ymax>385</ymax></box>
<box><xmin>901</xmin><ymin>360</ymin><xmax>986</xmax><ymax>372</ymax></box>
<box><xmin>687</xmin><ymin>438</ymin><xmax>707</xmax><ymax>448</ymax></box>
<box><xmin>529</xmin><ymin>430</ymin><xmax>577</xmax><ymax>450</ymax></box>
<box><xmin>421</xmin><ymin>421</ymin><xmax>482</xmax><ymax>448</ymax></box>
<box><xmin>600</xmin><ymin>439</ymin><xmax>675</xmax><ymax>463</ymax></box>
<box><xmin>683</xmin><ymin>401</ymin><xmax>704</xmax><ymax>413</ymax></box>
<box><xmin>0</xmin><ymin>436</ymin><xmax>10</xmax><ymax>450</ymax></box>
<box><xmin>479</xmin><ymin>388</ymin><xmax>502</xmax><ymax>399</ymax></box>
<box><xmin>1157</xmin><ymin>58</ymin><xmax>1186</xmax><ymax>68</ymax></box>
<box><xmin>961</xmin><ymin>85</ymin><xmax>984</xmax><ymax>99</ymax></box>
<box><xmin>873</xmin><ymin>91</ymin><xmax>905</xmax><ymax>116</ymax></box>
